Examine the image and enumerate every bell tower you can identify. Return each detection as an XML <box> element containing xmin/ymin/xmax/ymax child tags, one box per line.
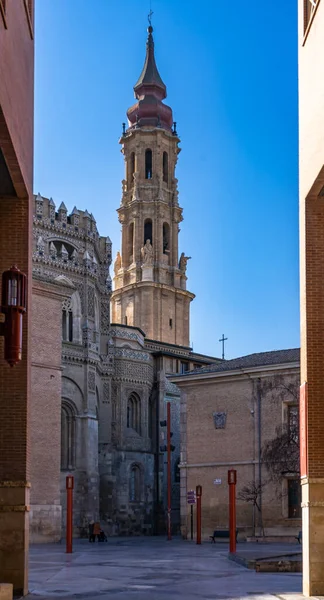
<box><xmin>111</xmin><ymin>24</ymin><xmax>194</xmax><ymax>346</ymax></box>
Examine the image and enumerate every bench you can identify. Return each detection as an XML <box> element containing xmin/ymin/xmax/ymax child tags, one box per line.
<box><xmin>210</xmin><ymin>529</ymin><xmax>238</xmax><ymax>543</ymax></box>
<box><xmin>295</xmin><ymin>530</ymin><xmax>302</xmax><ymax>544</ymax></box>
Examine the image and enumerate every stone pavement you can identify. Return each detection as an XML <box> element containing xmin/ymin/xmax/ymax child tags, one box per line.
<box><xmin>24</xmin><ymin>538</ymin><xmax>310</xmax><ymax>600</ymax></box>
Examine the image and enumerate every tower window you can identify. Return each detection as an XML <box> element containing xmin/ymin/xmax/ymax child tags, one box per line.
<box><xmin>169</xmin><ymin>318</ymin><xmax>173</xmax><ymax>328</ymax></box>
<box><xmin>145</xmin><ymin>149</ymin><xmax>153</xmax><ymax>179</ymax></box>
<box><xmin>163</xmin><ymin>152</ymin><xmax>169</xmax><ymax>183</ymax></box>
<box><xmin>61</xmin><ymin>403</ymin><xmax>76</xmax><ymax>470</ymax></box>
<box><xmin>62</xmin><ymin>298</ymin><xmax>73</xmax><ymax>342</ymax></box>
<box><xmin>144</xmin><ymin>219</ymin><xmax>153</xmax><ymax>245</ymax></box>
<box><xmin>127</xmin><ymin>392</ymin><xmax>141</xmax><ymax>434</ymax></box>
<box><xmin>129</xmin><ymin>152</ymin><xmax>135</xmax><ymax>181</ymax></box>
<box><xmin>163</xmin><ymin>222</ymin><xmax>170</xmax><ymax>254</ymax></box>
<box><xmin>128</xmin><ymin>222</ymin><xmax>134</xmax><ymax>264</ymax></box>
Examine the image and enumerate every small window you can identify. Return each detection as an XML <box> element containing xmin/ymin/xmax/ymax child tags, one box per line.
<box><xmin>129</xmin><ymin>152</ymin><xmax>135</xmax><ymax>181</ymax></box>
<box><xmin>129</xmin><ymin>464</ymin><xmax>141</xmax><ymax>502</ymax></box>
<box><xmin>145</xmin><ymin>149</ymin><xmax>152</xmax><ymax>179</ymax></box>
<box><xmin>288</xmin><ymin>479</ymin><xmax>301</xmax><ymax>518</ymax></box>
<box><xmin>169</xmin><ymin>318</ymin><xmax>173</xmax><ymax>328</ymax></box>
<box><xmin>288</xmin><ymin>405</ymin><xmax>299</xmax><ymax>444</ymax></box>
<box><xmin>61</xmin><ymin>404</ymin><xmax>76</xmax><ymax>470</ymax></box>
<box><xmin>127</xmin><ymin>392</ymin><xmax>141</xmax><ymax>435</ymax></box>
<box><xmin>144</xmin><ymin>219</ymin><xmax>153</xmax><ymax>245</ymax></box>
<box><xmin>180</xmin><ymin>361</ymin><xmax>189</xmax><ymax>374</ymax></box>
<box><xmin>163</xmin><ymin>152</ymin><xmax>168</xmax><ymax>183</ymax></box>
<box><xmin>163</xmin><ymin>222</ymin><xmax>170</xmax><ymax>254</ymax></box>
<box><xmin>62</xmin><ymin>298</ymin><xmax>73</xmax><ymax>342</ymax></box>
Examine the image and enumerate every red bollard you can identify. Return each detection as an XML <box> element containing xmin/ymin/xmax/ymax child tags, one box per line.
<box><xmin>228</xmin><ymin>469</ymin><xmax>237</xmax><ymax>554</ymax></box>
<box><xmin>66</xmin><ymin>475</ymin><xmax>74</xmax><ymax>554</ymax></box>
<box><xmin>167</xmin><ymin>402</ymin><xmax>172</xmax><ymax>541</ymax></box>
<box><xmin>196</xmin><ymin>485</ymin><xmax>202</xmax><ymax>544</ymax></box>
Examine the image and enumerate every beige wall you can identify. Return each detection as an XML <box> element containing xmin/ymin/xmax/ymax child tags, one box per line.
<box><xmin>175</xmin><ymin>367</ymin><xmax>300</xmax><ymax>540</ymax></box>
<box><xmin>30</xmin><ymin>281</ymin><xmax>67</xmax><ymax>542</ymax></box>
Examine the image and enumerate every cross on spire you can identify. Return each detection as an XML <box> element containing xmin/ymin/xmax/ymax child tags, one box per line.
<box><xmin>219</xmin><ymin>334</ymin><xmax>228</xmax><ymax>360</ymax></box>
<box><xmin>148</xmin><ymin>8</ymin><xmax>153</xmax><ymax>26</ymax></box>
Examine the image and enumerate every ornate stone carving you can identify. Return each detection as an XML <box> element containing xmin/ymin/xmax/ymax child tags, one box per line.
<box><xmin>88</xmin><ymin>370</ymin><xmax>96</xmax><ymax>392</ymax></box>
<box><xmin>101</xmin><ymin>299</ymin><xmax>110</xmax><ymax>334</ymax></box>
<box><xmin>213</xmin><ymin>412</ymin><xmax>227</xmax><ymax>429</ymax></box>
<box><xmin>88</xmin><ymin>286</ymin><xmax>95</xmax><ymax>318</ymax></box>
<box><xmin>114</xmin><ymin>252</ymin><xmax>121</xmax><ymax>276</ymax></box>
<box><xmin>103</xmin><ymin>382</ymin><xmax>110</xmax><ymax>404</ymax></box>
<box><xmin>114</xmin><ymin>359</ymin><xmax>153</xmax><ymax>384</ymax></box>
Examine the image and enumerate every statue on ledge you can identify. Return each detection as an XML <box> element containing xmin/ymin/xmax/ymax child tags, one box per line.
<box><xmin>179</xmin><ymin>252</ymin><xmax>191</xmax><ymax>274</ymax></box>
<box><xmin>114</xmin><ymin>251</ymin><xmax>121</xmax><ymax>275</ymax></box>
<box><xmin>141</xmin><ymin>239</ymin><xmax>153</xmax><ymax>266</ymax></box>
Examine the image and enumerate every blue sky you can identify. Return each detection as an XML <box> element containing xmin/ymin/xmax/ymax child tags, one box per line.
<box><xmin>34</xmin><ymin>0</ymin><xmax>299</xmax><ymax>359</ymax></box>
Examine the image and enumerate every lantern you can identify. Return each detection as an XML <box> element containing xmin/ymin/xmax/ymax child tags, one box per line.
<box><xmin>66</xmin><ymin>475</ymin><xmax>74</xmax><ymax>490</ymax></box>
<box><xmin>0</xmin><ymin>266</ymin><xmax>27</xmax><ymax>367</ymax></box>
<box><xmin>196</xmin><ymin>485</ymin><xmax>202</xmax><ymax>497</ymax></box>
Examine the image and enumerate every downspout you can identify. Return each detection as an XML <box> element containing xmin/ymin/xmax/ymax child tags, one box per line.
<box><xmin>257</xmin><ymin>377</ymin><xmax>263</xmax><ymax>534</ymax></box>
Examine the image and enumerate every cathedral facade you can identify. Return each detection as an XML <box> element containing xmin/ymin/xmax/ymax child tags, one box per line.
<box><xmin>29</xmin><ymin>26</ymin><xmax>218</xmax><ymax>542</ymax></box>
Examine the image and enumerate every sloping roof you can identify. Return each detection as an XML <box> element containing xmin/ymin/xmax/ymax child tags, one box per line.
<box><xmin>173</xmin><ymin>348</ymin><xmax>300</xmax><ymax>377</ymax></box>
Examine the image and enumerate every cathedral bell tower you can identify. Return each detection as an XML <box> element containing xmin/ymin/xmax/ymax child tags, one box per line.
<box><xmin>111</xmin><ymin>24</ymin><xmax>194</xmax><ymax>346</ymax></box>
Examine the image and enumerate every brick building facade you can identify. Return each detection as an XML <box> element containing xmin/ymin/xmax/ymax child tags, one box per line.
<box><xmin>0</xmin><ymin>1</ymin><xmax>34</xmax><ymax>595</ymax></box>
<box><xmin>172</xmin><ymin>350</ymin><xmax>301</xmax><ymax>540</ymax></box>
<box><xmin>298</xmin><ymin>0</ymin><xmax>324</xmax><ymax>594</ymax></box>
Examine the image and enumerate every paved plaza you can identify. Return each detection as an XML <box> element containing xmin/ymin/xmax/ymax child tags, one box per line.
<box><xmin>24</xmin><ymin>538</ymin><xmax>309</xmax><ymax>600</ymax></box>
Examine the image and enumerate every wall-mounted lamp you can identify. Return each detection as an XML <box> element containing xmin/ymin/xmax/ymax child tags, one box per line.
<box><xmin>0</xmin><ymin>266</ymin><xmax>27</xmax><ymax>367</ymax></box>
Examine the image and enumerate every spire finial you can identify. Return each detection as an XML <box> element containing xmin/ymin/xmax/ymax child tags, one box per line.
<box><xmin>148</xmin><ymin>8</ymin><xmax>153</xmax><ymax>29</ymax></box>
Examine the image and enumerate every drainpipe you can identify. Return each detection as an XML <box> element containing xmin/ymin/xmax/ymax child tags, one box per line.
<box><xmin>257</xmin><ymin>378</ymin><xmax>263</xmax><ymax>533</ymax></box>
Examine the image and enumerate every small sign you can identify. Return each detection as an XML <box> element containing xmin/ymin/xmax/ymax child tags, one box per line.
<box><xmin>187</xmin><ymin>490</ymin><xmax>196</xmax><ymax>504</ymax></box>
<box><xmin>213</xmin><ymin>478</ymin><xmax>222</xmax><ymax>485</ymax></box>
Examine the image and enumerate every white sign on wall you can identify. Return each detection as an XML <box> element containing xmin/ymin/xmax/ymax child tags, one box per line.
<box><xmin>213</xmin><ymin>478</ymin><xmax>222</xmax><ymax>485</ymax></box>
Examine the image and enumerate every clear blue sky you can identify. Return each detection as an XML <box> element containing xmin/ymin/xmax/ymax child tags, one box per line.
<box><xmin>34</xmin><ymin>0</ymin><xmax>299</xmax><ymax>359</ymax></box>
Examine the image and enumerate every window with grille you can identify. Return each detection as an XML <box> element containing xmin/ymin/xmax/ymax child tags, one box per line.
<box><xmin>304</xmin><ymin>0</ymin><xmax>319</xmax><ymax>32</ymax></box>
<box><xmin>61</xmin><ymin>403</ymin><xmax>76</xmax><ymax>470</ymax></box>
<box><xmin>127</xmin><ymin>392</ymin><xmax>141</xmax><ymax>435</ymax></box>
<box><xmin>129</xmin><ymin>464</ymin><xmax>141</xmax><ymax>502</ymax></box>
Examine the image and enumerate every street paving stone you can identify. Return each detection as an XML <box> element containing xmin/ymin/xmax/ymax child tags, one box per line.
<box><xmin>24</xmin><ymin>538</ymin><xmax>312</xmax><ymax>600</ymax></box>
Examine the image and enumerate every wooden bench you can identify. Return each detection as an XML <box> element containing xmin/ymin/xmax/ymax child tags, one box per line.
<box><xmin>295</xmin><ymin>530</ymin><xmax>302</xmax><ymax>544</ymax></box>
<box><xmin>210</xmin><ymin>529</ymin><xmax>238</xmax><ymax>543</ymax></box>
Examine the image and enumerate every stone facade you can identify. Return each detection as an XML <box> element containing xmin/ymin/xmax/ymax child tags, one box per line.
<box><xmin>111</xmin><ymin>26</ymin><xmax>194</xmax><ymax>347</ymax></box>
<box><xmin>298</xmin><ymin>0</ymin><xmax>324</xmax><ymax>594</ymax></box>
<box><xmin>30</xmin><ymin>194</ymin><xmax>218</xmax><ymax>540</ymax></box>
<box><xmin>171</xmin><ymin>350</ymin><xmax>301</xmax><ymax>540</ymax></box>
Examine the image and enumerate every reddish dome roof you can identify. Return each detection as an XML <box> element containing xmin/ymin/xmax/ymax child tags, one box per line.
<box><xmin>127</xmin><ymin>26</ymin><xmax>173</xmax><ymax>131</ymax></box>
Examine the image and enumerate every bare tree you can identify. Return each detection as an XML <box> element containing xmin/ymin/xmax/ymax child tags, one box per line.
<box><xmin>262</xmin><ymin>420</ymin><xmax>299</xmax><ymax>483</ymax></box>
<box><xmin>238</xmin><ymin>481</ymin><xmax>267</xmax><ymax>536</ymax></box>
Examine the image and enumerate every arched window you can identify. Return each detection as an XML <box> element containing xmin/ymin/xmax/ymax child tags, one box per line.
<box><xmin>62</xmin><ymin>291</ymin><xmax>82</xmax><ymax>343</ymax></box>
<box><xmin>163</xmin><ymin>151</ymin><xmax>168</xmax><ymax>183</ymax></box>
<box><xmin>175</xmin><ymin>457</ymin><xmax>180</xmax><ymax>483</ymax></box>
<box><xmin>129</xmin><ymin>152</ymin><xmax>135</xmax><ymax>181</ymax></box>
<box><xmin>129</xmin><ymin>464</ymin><xmax>141</xmax><ymax>502</ymax></box>
<box><xmin>62</xmin><ymin>298</ymin><xmax>73</xmax><ymax>342</ymax></box>
<box><xmin>163</xmin><ymin>222</ymin><xmax>170</xmax><ymax>254</ymax></box>
<box><xmin>128</xmin><ymin>222</ymin><xmax>134</xmax><ymax>264</ymax></box>
<box><xmin>145</xmin><ymin>149</ymin><xmax>152</xmax><ymax>179</ymax></box>
<box><xmin>127</xmin><ymin>392</ymin><xmax>141</xmax><ymax>434</ymax></box>
<box><xmin>144</xmin><ymin>219</ymin><xmax>152</xmax><ymax>246</ymax></box>
<box><xmin>61</xmin><ymin>402</ymin><xmax>76</xmax><ymax>470</ymax></box>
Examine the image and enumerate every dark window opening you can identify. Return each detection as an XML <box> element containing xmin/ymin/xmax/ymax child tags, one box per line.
<box><xmin>145</xmin><ymin>149</ymin><xmax>152</xmax><ymax>179</ymax></box>
<box><xmin>288</xmin><ymin>405</ymin><xmax>299</xmax><ymax>444</ymax></box>
<box><xmin>175</xmin><ymin>458</ymin><xmax>180</xmax><ymax>483</ymax></box>
<box><xmin>163</xmin><ymin>222</ymin><xmax>170</xmax><ymax>254</ymax></box>
<box><xmin>144</xmin><ymin>219</ymin><xmax>153</xmax><ymax>245</ymax></box>
<box><xmin>129</xmin><ymin>465</ymin><xmax>141</xmax><ymax>502</ymax></box>
<box><xmin>128</xmin><ymin>222</ymin><xmax>134</xmax><ymax>264</ymax></box>
<box><xmin>61</xmin><ymin>404</ymin><xmax>75</xmax><ymax>470</ymax></box>
<box><xmin>130</xmin><ymin>152</ymin><xmax>135</xmax><ymax>181</ymax></box>
<box><xmin>180</xmin><ymin>361</ymin><xmax>189</xmax><ymax>374</ymax></box>
<box><xmin>163</xmin><ymin>151</ymin><xmax>168</xmax><ymax>183</ymax></box>
<box><xmin>169</xmin><ymin>318</ymin><xmax>173</xmax><ymax>328</ymax></box>
<box><xmin>124</xmin><ymin>316</ymin><xmax>128</xmax><ymax>326</ymax></box>
<box><xmin>127</xmin><ymin>393</ymin><xmax>141</xmax><ymax>435</ymax></box>
<box><xmin>288</xmin><ymin>479</ymin><xmax>301</xmax><ymax>518</ymax></box>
